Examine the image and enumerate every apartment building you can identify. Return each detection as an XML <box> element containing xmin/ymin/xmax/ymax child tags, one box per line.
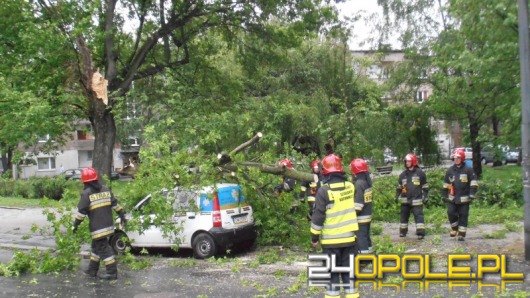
<box><xmin>351</xmin><ymin>50</ymin><xmax>455</xmax><ymax>158</ymax></box>
<box><xmin>16</xmin><ymin>121</ymin><xmax>125</xmax><ymax>179</ymax></box>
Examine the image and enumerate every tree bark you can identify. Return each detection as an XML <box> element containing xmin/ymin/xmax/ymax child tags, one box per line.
<box><xmin>90</xmin><ymin>101</ymin><xmax>117</xmax><ymax>181</ymax></box>
<box><xmin>468</xmin><ymin>112</ymin><xmax>483</xmax><ymax>178</ymax></box>
<box><xmin>75</xmin><ymin>35</ymin><xmax>116</xmax><ymax>179</ymax></box>
<box><xmin>0</xmin><ymin>146</ymin><xmax>13</xmax><ymax>177</ymax></box>
<box><xmin>219</xmin><ymin>162</ymin><xmax>316</xmax><ymax>182</ymax></box>
<box><xmin>491</xmin><ymin>115</ymin><xmax>503</xmax><ymax>167</ymax></box>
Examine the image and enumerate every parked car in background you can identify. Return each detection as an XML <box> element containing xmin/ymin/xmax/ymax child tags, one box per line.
<box><xmin>481</xmin><ymin>145</ymin><xmax>519</xmax><ymax>165</ymax></box>
<box><xmin>504</xmin><ymin>147</ymin><xmax>520</xmax><ymax>164</ymax></box>
<box><xmin>384</xmin><ymin>153</ymin><xmax>398</xmax><ymax>164</ymax></box>
<box><xmin>480</xmin><ymin>145</ymin><xmax>506</xmax><ymax>165</ymax></box>
<box><xmin>110</xmin><ymin>183</ymin><xmax>257</xmax><ymax>259</ymax></box>
<box><xmin>61</xmin><ymin>168</ymin><xmax>120</xmax><ymax>180</ymax></box>
<box><xmin>62</xmin><ymin>168</ymin><xmax>82</xmax><ymax>180</ymax></box>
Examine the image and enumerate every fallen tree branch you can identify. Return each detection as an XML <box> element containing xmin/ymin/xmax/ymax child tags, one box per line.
<box><xmin>219</xmin><ymin>161</ymin><xmax>316</xmax><ymax>182</ymax></box>
<box><xmin>217</xmin><ymin>132</ymin><xmax>262</xmax><ymax>166</ymax></box>
<box><xmin>215</xmin><ymin>132</ymin><xmax>316</xmax><ymax>182</ymax></box>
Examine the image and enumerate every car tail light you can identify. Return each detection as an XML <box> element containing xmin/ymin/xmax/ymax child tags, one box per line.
<box><xmin>212</xmin><ymin>191</ymin><xmax>222</xmax><ymax>227</ymax></box>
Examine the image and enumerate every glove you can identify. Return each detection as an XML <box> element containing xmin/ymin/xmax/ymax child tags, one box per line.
<box><xmin>72</xmin><ymin>225</ymin><xmax>78</xmax><ymax>234</ymax></box>
<box><xmin>422</xmin><ymin>195</ymin><xmax>429</xmax><ymax>204</ymax></box>
<box><xmin>120</xmin><ymin>217</ymin><xmax>127</xmax><ymax>228</ymax></box>
<box><xmin>394</xmin><ymin>195</ymin><xmax>400</xmax><ymax>203</ymax></box>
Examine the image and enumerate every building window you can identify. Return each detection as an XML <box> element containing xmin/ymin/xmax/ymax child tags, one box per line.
<box><xmin>382</xmin><ymin>67</ymin><xmax>391</xmax><ymax>79</ymax></box>
<box><xmin>37</xmin><ymin>157</ymin><xmax>56</xmax><ymax>170</ymax></box>
<box><xmin>87</xmin><ymin>151</ymin><xmax>93</xmax><ymax>161</ymax></box>
<box><xmin>129</xmin><ymin>137</ymin><xmax>140</xmax><ymax>147</ymax></box>
<box><xmin>367</xmin><ymin>65</ymin><xmax>381</xmax><ymax>79</ymax></box>
<box><xmin>77</xmin><ymin>130</ymin><xmax>94</xmax><ymax>140</ymax></box>
<box><xmin>38</xmin><ymin>134</ymin><xmax>52</xmax><ymax>143</ymax></box>
<box><xmin>126</xmin><ymin>100</ymin><xmax>138</xmax><ymax>120</ymax></box>
<box><xmin>416</xmin><ymin>91</ymin><xmax>429</xmax><ymax>103</ymax></box>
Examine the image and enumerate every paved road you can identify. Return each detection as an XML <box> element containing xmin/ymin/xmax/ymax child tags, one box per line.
<box><xmin>1</xmin><ymin>207</ymin><xmax>530</xmax><ymax>298</ymax></box>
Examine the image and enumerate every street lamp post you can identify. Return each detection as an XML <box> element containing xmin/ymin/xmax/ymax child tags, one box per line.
<box><xmin>517</xmin><ymin>0</ymin><xmax>530</xmax><ymax>261</ymax></box>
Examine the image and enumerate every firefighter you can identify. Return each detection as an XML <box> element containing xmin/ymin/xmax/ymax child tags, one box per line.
<box><xmin>300</xmin><ymin>159</ymin><xmax>322</xmax><ymax>217</ymax></box>
<box><xmin>311</xmin><ymin>154</ymin><xmax>359</xmax><ymax>298</ymax></box>
<box><xmin>395</xmin><ymin>153</ymin><xmax>429</xmax><ymax>240</ymax></box>
<box><xmin>274</xmin><ymin>159</ymin><xmax>297</xmax><ymax>194</ymax></box>
<box><xmin>442</xmin><ymin>149</ymin><xmax>478</xmax><ymax>241</ymax></box>
<box><xmin>350</xmin><ymin>158</ymin><xmax>373</xmax><ymax>254</ymax></box>
<box><xmin>72</xmin><ymin>167</ymin><xmax>127</xmax><ymax>280</ymax></box>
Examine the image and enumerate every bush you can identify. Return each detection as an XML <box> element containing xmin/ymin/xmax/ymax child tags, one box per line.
<box><xmin>29</xmin><ymin>177</ymin><xmax>68</xmax><ymax>201</ymax></box>
<box><xmin>240</xmin><ymin>168</ymin><xmax>311</xmax><ymax>247</ymax></box>
<box><xmin>0</xmin><ymin>177</ymin><xmax>70</xmax><ymax>200</ymax></box>
<box><xmin>371</xmin><ymin>169</ymin><xmax>449</xmax><ymax>222</ymax></box>
<box><xmin>475</xmin><ymin>172</ymin><xmax>523</xmax><ymax>207</ymax></box>
<box><xmin>0</xmin><ymin>179</ymin><xmax>16</xmax><ymax>197</ymax></box>
<box><xmin>13</xmin><ymin>179</ymin><xmax>32</xmax><ymax>198</ymax></box>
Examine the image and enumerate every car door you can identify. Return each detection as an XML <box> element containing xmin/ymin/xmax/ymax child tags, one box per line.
<box><xmin>170</xmin><ymin>190</ymin><xmax>199</xmax><ymax>248</ymax></box>
<box><xmin>125</xmin><ymin>195</ymin><xmax>172</xmax><ymax>247</ymax></box>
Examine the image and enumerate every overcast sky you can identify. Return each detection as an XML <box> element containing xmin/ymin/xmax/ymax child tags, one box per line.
<box><xmin>334</xmin><ymin>0</ymin><xmax>399</xmax><ymax>50</ymax></box>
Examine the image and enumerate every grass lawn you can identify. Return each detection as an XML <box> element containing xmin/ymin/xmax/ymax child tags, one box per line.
<box><xmin>482</xmin><ymin>163</ymin><xmax>521</xmax><ymax>179</ymax></box>
<box><xmin>0</xmin><ymin>196</ymin><xmax>61</xmax><ymax>208</ymax></box>
<box><xmin>0</xmin><ymin>180</ymin><xmax>132</xmax><ymax>208</ymax></box>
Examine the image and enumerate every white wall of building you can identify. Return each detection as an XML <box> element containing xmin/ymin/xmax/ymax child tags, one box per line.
<box><xmin>17</xmin><ymin>149</ymin><xmax>124</xmax><ymax>179</ymax></box>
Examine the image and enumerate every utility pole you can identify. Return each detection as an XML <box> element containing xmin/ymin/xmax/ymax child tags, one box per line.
<box><xmin>517</xmin><ymin>0</ymin><xmax>530</xmax><ymax>261</ymax></box>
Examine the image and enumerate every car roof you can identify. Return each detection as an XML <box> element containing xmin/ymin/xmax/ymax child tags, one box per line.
<box><xmin>134</xmin><ymin>183</ymin><xmax>242</xmax><ymax>210</ymax></box>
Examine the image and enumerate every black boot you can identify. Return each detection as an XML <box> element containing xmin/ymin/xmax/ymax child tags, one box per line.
<box><xmin>83</xmin><ymin>260</ymin><xmax>99</xmax><ymax>277</ymax></box>
<box><xmin>100</xmin><ymin>261</ymin><xmax>118</xmax><ymax>280</ymax></box>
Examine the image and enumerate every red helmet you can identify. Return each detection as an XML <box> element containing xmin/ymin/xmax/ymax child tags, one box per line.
<box><xmin>279</xmin><ymin>159</ymin><xmax>293</xmax><ymax>169</ymax></box>
<box><xmin>81</xmin><ymin>167</ymin><xmax>98</xmax><ymax>183</ymax></box>
<box><xmin>321</xmin><ymin>154</ymin><xmax>343</xmax><ymax>175</ymax></box>
<box><xmin>350</xmin><ymin>158</ymin><xmax>368</xmax><ymax>174</ymax></box>
<box><xmin>451</xmin><ymin>149</ymin><xmax>465</xmax><ymax>161</ymax></box>
<box><xmin>311</xmin><ymin>160</ymin><xmax>320</xmax><ymax>170</ymax></box>
<box><xmin>403</xmin><ymin>153</ymin><xmax>418</xmax><ymax>167</ymax></box>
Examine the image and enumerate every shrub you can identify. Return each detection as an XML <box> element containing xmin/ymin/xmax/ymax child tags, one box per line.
<box><xmin>0</xmin><ymin>179</ymin><xmax>16</xmax><ymax>197</ymax></box>
<box><xmin>475</xmin><ymin>172</ymin><xmax>523</xmax><ymax>207</ymax></box>
<box><xmin>13</xmin><ymin>179</ymin><xmax>32</xmax><ymax>198</ymax></box>
<box><xmin>371</xmin><ymin>168</ymin><xmax>447</xmax><ymax>222</ymax></box>
<box><xmin>30</xmin><ymin>177</ymin><xmax>68</xmax><ymax>201</ymax></box>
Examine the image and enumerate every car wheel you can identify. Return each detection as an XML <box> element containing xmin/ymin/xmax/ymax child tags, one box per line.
<box><xmin>109</xmin><ymin>231</ymin><xmax>130</xmax><ymax>254</ymax></box>
<box><xmin>192</xmin><ymin>233</ymin><xmax>217</xmax><ymax>259</ymax></box>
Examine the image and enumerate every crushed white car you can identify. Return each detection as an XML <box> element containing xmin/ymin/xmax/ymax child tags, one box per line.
<box><xmin>109</xmin><ymin>183</ymin><xmax>257</xmax><ymax>259</ymax></box>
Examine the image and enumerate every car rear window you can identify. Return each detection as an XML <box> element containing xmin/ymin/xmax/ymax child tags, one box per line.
<box><xmin>199</xmin><ymin>185</ymin><xmax>248</xmax><ymax>211</ymax></box>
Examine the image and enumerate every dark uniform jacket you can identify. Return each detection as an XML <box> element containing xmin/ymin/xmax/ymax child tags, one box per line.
<box><xmin>442</xmin><ymin>164</ymin><xmax>478</xmax><ymax>204</ymax></box>
<box><xmin>310</xmin><ymin>173</ymin><xmax>359</xmax><ymax>248</ymax></box>
<box><xmin>396</xmin><ymin>166</ymin><xmax>429</xmax><ymax>206</ymax></box>
<box><xmin>354</xmin><ymin>172</ymin><xmax>373</xmax><ymax>224</ymax></box>
<box><xmin>75</xmin><ymin>183</ymin><xmax>124</xmax><ymax>240</ymax></box>
<box><xmin>300</xmin><ymin>173</ymin><xmax>322</xmax><ymax>202</ymax></box>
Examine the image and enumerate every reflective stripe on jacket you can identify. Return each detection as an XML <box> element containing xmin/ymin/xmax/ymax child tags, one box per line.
<box><xmin>76</xmin><ymin>185</ymin><xmax>121</xmax><ymax>240</ymax></box>
<box><xmin>311</xmin><ymin>180</ymin><xmax>358</xmax><ymax>247</ymax></box>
